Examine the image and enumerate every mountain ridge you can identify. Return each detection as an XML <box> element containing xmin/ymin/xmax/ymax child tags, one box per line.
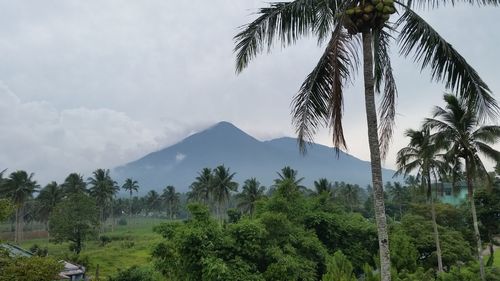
<box><xmin>113</xmin><ymin>121</ymin><xmax>398</xmax><ymax>193</ymax></box>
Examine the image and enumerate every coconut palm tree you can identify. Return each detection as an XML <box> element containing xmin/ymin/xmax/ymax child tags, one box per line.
<box><xmin>161</xmin><ymin>185</ymin><xmax>180</xmax><ymax>220</ymax></box>
<box><xmin>88</xmin><ymin>169</ymin><xmax>119</xmax><ymax>231</ymax></box>
<box><xmin>188</xmin><ymin>168</ymin><xmax>213</xmax><ymax>204</ymax></box>
<box><xmin>425</xmin><ymin>94</ymin><xmax>500</xmax><ymax>280</ymax></box>
<box><xmin>236</xmin><ymin>178</ymin><xmax>266</xmax><ymax>218</ymax></box>
<box><xmin>145</xmin><ymin>190</ymin><xmax>161</xmax><ymax>214</ymax></box>
<box><xmin>234</xmin><ymin>1</ymin><xmax>498</xmax><ymax>278</ymax></box>
<box><xmin>274</xmin><ymin>166</ymin><xmax>305</xmax><ymax>189</ymax></box>
<box><xmin>1</xmin><ymin>170</ymin><xmax>39</xmax><ymax>242</ymax></box>
<box><xmin>395</xmin><ymin>127</ymin><xmax>447</xmax><ymax>272</ymax></box>
<box><xmin>122</xmin><ymin>178</ymin><xmax>139</xmax><ymax>217</ymax></box>
<box><xmin>386</xmin><ymin>182</ymin><xmax>407</xmax><ymax>220</ymax></box>
<box><xmin>314</xmin><ymin>178</ymin><xmax>334</xmax><ymax>196</ymax></box>
<box><xmin>211</xmin><ymin>165</ymin><xmax>238</xmax><ymax>221</ymax></box>
<box><xmin>36</xmin><ymin>181</ymin><xmax>64</xmax><ymax>235</ymax></box>
<box><xmin>62</xmin><ymin>173</ymin><xmax>87</xmax><ymax>195</ymax></box>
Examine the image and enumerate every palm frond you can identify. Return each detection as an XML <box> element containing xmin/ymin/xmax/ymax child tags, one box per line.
<box><xmin>472</xmin><ymin>125</ymin><xmax>500</xmax><ymax>143</ymax></box>
<box><xmin>234</xmin><ymin>0</ymin><xmax>319</xmax><ymax>72</ymax></box>
<box><xmin>373</xmin><ymin>27</ymin><xmax>398</xmax><ymax>159</ymax></box>
<box><xmin>292</xmin><ymin>25</ymin><xmax>360</xmax><ymax>153</ymax></box>
<box><xmin>404</xmin><ymin>0</ymin><xmax>500</xmax><ymax>9</ymax></box>
<box><xmin>397</xmin><ymin>8</ymin><xmax>499</xmax><ymax>119</ymax></box>
<box><xmin>475</xmin><ymin>141</ymin><xmax>500</xmax><ymax>162</ymax></box>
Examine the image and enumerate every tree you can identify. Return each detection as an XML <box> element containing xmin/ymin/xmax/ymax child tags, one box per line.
<box><xmin>211</xmin><ymin>165</ymin><xmax>238</xmax><ymax>221</ymax></box>
<box><xmin>0</xmin><ymin>255</ymin><xmax>63</xmax><ymax>281</ymax></box>
<box><xmin>88</xmin><ymin>168</ymin><xmax>119</xmax><ymax>230</ymax></box>
<box><xmin>188</xmin><ymin>168</ymin><xmax>213</xmax><ymax>204</ymax></box>
<box><xmin>49</xmin><ymin>193</ymin><xmax>99</xmax><ymax>254</ymax></box>
<box><xmin>236</xmin><ymin>178</ymin><xmax>266</xmax><ymax>217</ymax></box>
<box><xmin>145</xmin><ymin>190</ymin><xmax>161</xmax><ymax>214</ymax></box>
<box><xmin>337</xmin><ymin>184</ymin><xmax>361</xmax><ymax>212</ymax></box>
<box><xmin>274</xmin><ymin>166</ymin><xmax>305</xmax><ymax>189</ymax></box>
<box><xmin>0</xmin><ymin>170</ymin><xmax>39</xmax><ymax>242</ymax></box>
<box><xmin>474</xmin><ymin>187</ymin><xmax>500</xmax><ymax>266</ymax></box>
<box><xmin>36</xmin><ymin>181</ymin><xmax>64</xmax><ymax>233</ymax></box>
<box><xmin>234</xmin><ymin>2</ymin><xmax>498</xmax><ymax>280</ymax></box>
<box><xmin>61</xmin><ymin>173</ymin><xmax>87</xmax><ymax>195</ymax></box>
<box><xmin>386</xmin><ymin>182</ymin><xmax>408</xmax><ymax>220</ymax></box>
<box><xmin>425</xmin><ymin>94</ymin><xmax>500</xmax><ymax>280</ymax></box>
<box><xmin>161</xmin><ymin>185</ymin><xmax>180</xmax><ymax>219</ymax></box>
<box><xmin>395</xmin><ymin>127</ymin><xmax>446</xmax><ymax>272</ymax></box>
<box><xmin>314</xmin><ymin>178</ymin><xmax>333</xmax><ymax>196</ymax></box>
<box><xmin>122</xmin><ymin>178</ymin><xmax>140</xmax><ymax>217</ymax></box>
<box><xmin>0</xmin><ymin>199</ymin><xmax>13</xmax><ymax>222</ymax></box>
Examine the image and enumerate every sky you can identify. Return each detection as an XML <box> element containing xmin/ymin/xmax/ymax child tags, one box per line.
<box><xmin>0</xmin><ymin>0</ymin><xmax>498</xmax><ymax>185</ymax></box>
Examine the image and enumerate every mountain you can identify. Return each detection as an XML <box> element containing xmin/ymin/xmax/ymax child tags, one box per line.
<box><xmin>113</xmin><ymin>121</ymin><xmax>398</xmax><ymax>193</ymax></box>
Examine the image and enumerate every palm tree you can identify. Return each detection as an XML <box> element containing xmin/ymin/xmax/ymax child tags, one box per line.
<box><xmin>274</xmin><ymin>166</ymin><xmax>304</xmax><ymax>187</ymax></box>
<box><xmin>211</xmin><ymin>165</ymin><xmax>238</xmax><ymax>221</ymax></box>
<box><xmin>236</xmin><ymin>178</ymin><xmax>266</xmax><ymax>218</ymax></box>
<box><xmin>338</xmin><ymin>183</ymin><xmax>360</xmax><ymax>212</ymax></box>
<box><xmin>145</xmin><ymin>190</ymin><xmax>161</xmax><ymax>214</ymax></box>
<box><xmin>62</xmin><ymin>173</ymin><xmax>87</xmax><ymax>195</ymax></box>
<box><xmin>425</xmin><ymin>94</ymin><xmax>500</xmax><ymax>280</ymax></box>
<box><xmin>88</xmin><ymin>169</ymin><xmax>119</xmax><ymax>231</ymax></box>
<box><xmin>1</xmin><ymin>170</ymin><xmax>39</xmax><ymax>242</ymax></box>
<box><xmin>161</xmin><ymin>185</ymin><xmax>180</xmax><ymax>220</ymax></box>
<box><xmin>188</xmin><ymin>168</ymin><xmax>213</xmax><ymax>204</ymax></box>
<box><xmin>386</xmin><ymin>182</ymin><xmax>407</xmax><ymax>221</ymax></box>
<box><xmin>314</xmin><ymin>178</ymin><xmax>333</xmax><ymax>196</ymax></box>
<box><xmin>36</xmin><ymin>181</ymin><xmax>64</xmax><ymax>235</ymax></box>
<box><xmin>122</xmin><ymin>178</ymin><xmax>139</xmax><ymax>217</ymax></box>
<box><xmin>395</xmin><ymin>127</ymin><xmax>446</xmax><ymax>272</ymax></box>
<box><xmin>234</xmin><ymin>2</ymin><xmax>498</xmax><ymax>279</ymax></box>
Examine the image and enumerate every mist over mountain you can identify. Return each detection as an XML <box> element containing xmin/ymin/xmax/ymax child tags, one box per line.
<box><xmin>113</xmin><ymin>121</ymin><xmax>398</xmax><ymax>193</ymax></box>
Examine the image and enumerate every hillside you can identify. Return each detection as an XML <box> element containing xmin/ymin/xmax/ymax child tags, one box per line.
<box><xmin>113</xmin><ymin>121</ymin><xmax>398</xmax><ymax>192</ymax></box>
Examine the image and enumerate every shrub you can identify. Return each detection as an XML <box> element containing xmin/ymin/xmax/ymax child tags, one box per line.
<box><xmin>118</xmin><ymin>218</ymin><xmax>128</xmax><ymax>226</ymax></box>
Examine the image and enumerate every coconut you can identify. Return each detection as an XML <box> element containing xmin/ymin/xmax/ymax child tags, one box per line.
<box><xmin>376</xmin><ymin>3</ymin><xmax>384</xmax><ymax>12</ymax></box>
<box><xmin>364</xmin><ymin>5</ymin><xmax>374</xmax><ymax>13</ymax></box>
<box><xmin>346</xmin><ymin>9</ymin><xmax>355</xmax><ymax>15</ymax></box>
<box><xmin>383</xmin><ymin>0</ymin><xmax>394</xmax><ymax>4</ymax></box>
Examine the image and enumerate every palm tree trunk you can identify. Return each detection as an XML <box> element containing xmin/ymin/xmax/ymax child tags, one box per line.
<box><xmin>465</xmin><ymin>158</ymin><xmax>485</xmax><ymax>281</ymax></box>
<box><xmin>14</xmin><ymin>206</ymin><xmax>19</xmax><ymax>243</ymax></box>
<box><xmin>362</xmin><ymin>30</ymin><xmax>391</xmax><ymax>281</ymax></box>
<box><xmin>427</xmin><ymin>176</ymin><xmax>443</xmax><ymax>273</ymax></box>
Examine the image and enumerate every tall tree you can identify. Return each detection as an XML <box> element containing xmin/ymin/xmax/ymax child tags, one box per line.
<box><xmin>313</xmin><ymin>178</ymin><xmax>333</xmax><ymax>196</ymax></box>
<box><xmin>236</xmin><ymin>178</ymin><xmax>266</xmax><ymax>217</ymax></box>
<box><xmin>0</xmin><ymin>170</ymin><xmax>39</xmax><ymax>242</ymax></box>
<box><xmin>234</xmin><ymin>2</ymin><xmax>498</xmax><ymax>280</ymax></box>
<box><xmin>386</xmin><ymin>182</ymin><xmax>407</xmax><ymax>220</ymax></box>
<box><xmin>62</xmin><ymin>173</ymin><xmax>87</xmax><ymax>195</ymax></box>
<box><xmin>36</xmin><ymin>181</ymin><xmax>64</xmax><ymax>234</ymax></box>
<box><xmin>274</xmin><ymin>166</ymin><xmax>305</xmax><ymax>189</ymax></box>
<box><xmin>211</xmin><ymin>165</ymin><xmax>238</xmax><ymax>221</ymax></box>
<box><xmin>161</xmin><ymin>185</ymin><xmax>180</xmax><ymax>220</ymax></box>
<box><xmin>395</xmin><ymin>127</ymin><xmax>446</xmax><ymax>272</ymax></box>
<box><xmin>145</xmin><ymin>190</ymin><xmax>161</xmax><ymax>214</ymax></box>
<box><xmin>425</xmin><ymin>94</ymin><xmax>500</xmax><ymax>280</ymax></box>
<box><xmin>188</xmin><ymin>168</ymin><xmax>213</xmax><ymax>205</ymax></box>
<box><xmin>122</xmin><ymin>178</ymin><xmax>139</xmax><ymax>217</ymax></box>
<box><xmin>88</xmin><ymin>169</ymin><xmax>119</xmax><ymax>231</ymax></box>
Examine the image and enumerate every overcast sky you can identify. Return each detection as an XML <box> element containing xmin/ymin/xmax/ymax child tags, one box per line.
<box><xmin>0</xmin><ymin>1</ymin><xmax>498</xmax><ymax>184</ymax></box>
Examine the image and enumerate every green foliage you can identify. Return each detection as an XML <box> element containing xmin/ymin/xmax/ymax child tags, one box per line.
<box><xmin>390</xmin><ymin>230</ymin><xmax>418</xmax><ymax>272</ymax></box>
<box><xmin>0</xmin><ymin>199</ymin><xmax>13</xmax><ymax>222</ymax></box>
<box><xmin>108</xmin><ymin>266</ymin><xmax>161</xmax><ymax>281</ymax></box>
<box><xmin>49</xmin><ymin>193</ymin><xmax>100</xmax><ymax>254</ymax></box>
<box><xmin>118</xmin><ymin>218</ymin><xmax>128</xmax><ymax>226</ymax></box>
<box><xmin>322</xmin><ymin>251</ymin><xmax>356</xmax><ymax>281</ymax></box>
<box><xmin>28</xmin><ymin>244</ymin><xmax>48</xmax><ymax>257</ymax></box>
<box><xmin>0</xmin><ymin>255</ymin><xmax>63</xmax><ymax>281</ymax></box>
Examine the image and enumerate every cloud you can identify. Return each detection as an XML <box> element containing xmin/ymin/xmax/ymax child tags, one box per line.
<box><xmin>0</xmin><ymin>82</ymin><xmax>177</xmax><ymax>184</ymax></box>
<box><xmin>175</xmin><ymin>153</ymin><xmax>186</xmax><ymax>163</ymax></box>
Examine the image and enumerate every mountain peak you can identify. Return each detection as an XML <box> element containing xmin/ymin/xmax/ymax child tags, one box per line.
<box><xmin>210</xmin><ymin>121</ymin><xmax>238</xmax><ymax>130</ymax></box>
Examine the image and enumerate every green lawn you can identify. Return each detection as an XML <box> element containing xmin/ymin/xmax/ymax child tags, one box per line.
<box><xmin>18</xmin><ymin>217</ymin><xmax>166</xmax><ymax>279</ymax></box>
<box><xmin>494</xmin><ymin>249</ymin><xmax>500</xmax><ymax>267</ymax></box>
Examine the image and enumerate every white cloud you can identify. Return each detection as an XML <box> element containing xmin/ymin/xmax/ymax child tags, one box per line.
<box><xmin>175</xmin><ymin>153</ymin><xmax>186</xmax><ymax>163</ymax></box>
<box><xmin>0</xmin><ymin>82</ymin><xmax>177</xmax><ymax>184</ymax></box>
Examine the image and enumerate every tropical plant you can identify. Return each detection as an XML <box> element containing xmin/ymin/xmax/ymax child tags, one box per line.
<box><xmin>0</xmin><ymin>170</ymin><xmax>39</xmax><ymax>242</ymax></box>
<box><xmin>386</xmin><ymin>182</ymin><xmax>408</xmax><ymax>220</ymax></box>
<box><xmin>122</xmin><ymin>178</ymin><xmax>140</xmax><ymax>217</ymax></box>
<box><xmin>36</xmin><ymin>181</ymin><xmax>64</xmax><ymax>233</ymax></box>
<box><xmin>145</xmin><ymin>190</ymin><xmax>162</xmax><ymax>214</ymax></box>
<box><xmin>395</xmin><ymin>127</ymin><xmax>447</xmax><ymax>272</ymax></box>
<box><xmin>188</xmin><ymin>168</ymin><xmax>213</xmax><ymax>204</ymax></box>
<box><xmin>161</xmin><ymin>185</ymin><xmax>180</xmax><ymax>219</ymax></box>
<box><xmin>62</xmin><ymin>173</ymin><xmax>87</xmax><ymax>195</ymax></box>
<box><xmin>211</xmin><ymin>165</ymin><xmax>238</xmax><ymax>221</ymax></box>
<box><xmin>314</xmin><ymin>178</ymin><xmax>334</xmax><ymax>197</ymax></box>
<box><xmin>274</xmin><ymin>166</ymin><xmax>305</xmax><ymax>189</ymax></box>
<box><xmin>234</xmin><ymin>1</ymin><xmax>499</xmax><ymax>280</ymax></box>
<box><xmin>236</xmin><ymin>178</ymin><xmax>266</xmax><ymax>217</ymax></box>
<box><xmin>88</xmin><ymin>169</ymin><xmax>119</xmax><ymax>229</ymax></box>
<box><xmin>425</xmin><ymin>94</ymin><xmax>500</xmax><ymax>280</ymax></box>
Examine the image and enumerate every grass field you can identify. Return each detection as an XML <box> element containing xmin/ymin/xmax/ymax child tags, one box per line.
<box><xmin>14</xmin><ymin>217</ymin><xmax>166</xmax><ymax>279</ymax></box>
<box><xmin>494</xmin><ymin>249</ymin><xmax>500</xmax><ymax>267</ymax></box>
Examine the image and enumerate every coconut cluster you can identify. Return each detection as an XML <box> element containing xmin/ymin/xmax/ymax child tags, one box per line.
<box><xmin>343</xmin><ymin>0</ymin><xmax>396</xmax><ymax>34</ymax></box>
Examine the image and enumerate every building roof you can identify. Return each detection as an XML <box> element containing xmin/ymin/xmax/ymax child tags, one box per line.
<box><xmin>0</xmin><ymin>243</ymin><xmax>34</xmax><ymax>257</ymax></box>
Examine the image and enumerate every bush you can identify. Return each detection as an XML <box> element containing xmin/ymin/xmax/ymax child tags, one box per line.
<box><xmin>28</xmin><ymin>244</ymin><xmax>48</xmax><ymax>257</ymax></box>
<box><xmin>108</xmin><ymin>266</ymin><xmax>160</xmax><ymax>281</ymax></box>
<box><xmin>121</xmin><ymin>241</ymin><xmax>135</xmax><ymax>249</ymax></box>
<box><xmin>118</xmin><ymin>218</ymin><xmax>128</xmax><ymax>226</ymax></box>
<box><xmin>100</xmin><ymin>235</ymin><xmax>112</xmax><ymax>246</ymax></box>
